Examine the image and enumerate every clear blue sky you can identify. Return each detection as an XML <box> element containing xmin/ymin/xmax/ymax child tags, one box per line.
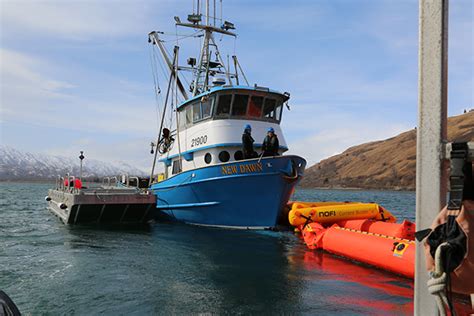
<box><xmin>1</xmin><ymin>0</ymin><xmax>472</xmax><ymax>170</ymax></box>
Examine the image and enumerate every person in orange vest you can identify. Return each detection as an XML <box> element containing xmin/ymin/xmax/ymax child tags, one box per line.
<box><xmin>63</xmin><ymin>178</ymin><xmax>82</xmax><ymax>189</ymax></box>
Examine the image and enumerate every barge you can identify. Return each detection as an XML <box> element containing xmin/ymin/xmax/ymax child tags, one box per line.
<box><xmin>46</xmin><ymin>175</ymin><xmax>155</xmax><ymax>225</ymax></box>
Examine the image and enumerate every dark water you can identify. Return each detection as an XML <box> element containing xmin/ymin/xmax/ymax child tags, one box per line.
<box><xmin>1</xmin><ymin>183</ymin><xmax>415</xmax><ymax>315</ymax></box>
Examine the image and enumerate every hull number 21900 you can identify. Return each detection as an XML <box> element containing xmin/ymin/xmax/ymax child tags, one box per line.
<box><xmin>191</xmin><ymin>135</ymin><xmax>207</xmax><ymax>147</ymax></box>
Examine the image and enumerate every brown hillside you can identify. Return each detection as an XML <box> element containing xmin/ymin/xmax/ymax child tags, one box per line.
<box><xmin>300</xmin><ymin>112</ymin><xmax>474</xmax><ymax>190</ymax></box>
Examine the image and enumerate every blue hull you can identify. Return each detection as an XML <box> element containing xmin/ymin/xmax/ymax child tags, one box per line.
<box><xmin>150</xmin><ymin>155</ymin><xmax>306</xmax><ymax>228</ymax></box>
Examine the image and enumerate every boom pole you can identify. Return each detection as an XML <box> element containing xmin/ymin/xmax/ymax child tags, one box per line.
<box><xmin>149</xmin><ymin>47</ymin><xmax>179</xmax><ymax>186</ymax></box>
<box><xmin>148</xmin><ymin>32</ymin><xmax>189</xmax><ymax>100</ymax></box>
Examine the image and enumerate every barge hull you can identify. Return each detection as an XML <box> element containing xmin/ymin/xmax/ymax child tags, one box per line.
<box><xmin>47</xmin><ymin>188</ymin><xmax>156</xmax><ymax>225</ymax></box>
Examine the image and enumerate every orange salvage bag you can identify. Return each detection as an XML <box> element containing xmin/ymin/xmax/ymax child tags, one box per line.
<box><xmin>337</xmin><ymin>219</ymin><xmax>416</xmax><ymax>240</ymax></box>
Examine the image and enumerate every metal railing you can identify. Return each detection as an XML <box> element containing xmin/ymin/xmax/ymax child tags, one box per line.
<box><xmin>54</xmin><ymin>174</ymin><xmax>144</xmax><ymax>192</ymax></box>
<box><xmin>55</xmin><ymin>174</ymin><xmax>81</xmax><ymax>194</ymax></box>
<box><xmin>102</xmin><ymin>176</ymin><xmax>118</xmax><ymax>187</ymax></box>
<box><xmin>119</xmin><ymin>174</ymin><xmax>141</xmax><ymax>189</ymax></box>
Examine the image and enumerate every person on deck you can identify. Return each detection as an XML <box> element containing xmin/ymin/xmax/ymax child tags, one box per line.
<box><xmin>242</xmin><ymin>124</ymin><xmax>256</xmax><ymax>159</ymax></box>
<box><xmin>160</xmin><ymin>128</ymin><xmax>174</xmax><ymax>153</ymax></box>
<box><xmin>262</xmin><ymin>127</ymin><xmax>279</xmax><ymax>157</ymax></box>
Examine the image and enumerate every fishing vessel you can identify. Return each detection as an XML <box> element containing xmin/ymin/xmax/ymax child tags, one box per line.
<box><xmin>147</xmin><ymin>0</ymin><xmax>306</xmax><ymax>229</ymax></box>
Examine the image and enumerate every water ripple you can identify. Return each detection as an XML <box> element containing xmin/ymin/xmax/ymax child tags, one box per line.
<box><xmin>1</xmin><ymin>182</ymin><xmax>415</xmax><ymax>315</ymax></box>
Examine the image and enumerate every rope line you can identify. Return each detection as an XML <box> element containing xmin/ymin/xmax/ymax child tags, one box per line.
<box><xmin>427</xmin><ymin>242</ymin><xmax>453</xmax><ymax>316</ymax></box>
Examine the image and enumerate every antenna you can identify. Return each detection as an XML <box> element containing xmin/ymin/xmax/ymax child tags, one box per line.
<box><xmin>206</xmin><ymin>0</ymin><xmax>209</xmax><ymax>26</ymax></box>
<box><xmin>172</xmin><ymin>0</ymin><xmax>236</xmax><ymax>96</ymax></box>
<box><xmin>150</xmin><ymin>0</ymin><xmax>241</xmax><ymax>98</ymax></box>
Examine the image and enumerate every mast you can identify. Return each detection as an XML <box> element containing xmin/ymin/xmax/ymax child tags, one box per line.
<box><xmin>206</xmin><ymin>0</ymin><xmax>210</xmax><ymax>25</ymax></box>
<box><xmin>148</xmin><ymin>0</ymin><xmax>244</xmax><ymax>180</ymax></box>
<box><xmin>193</xmin><ymin>30</ymin><xmax>210</xmax><ymax>95</ymax></box>
<box><xmin>149</xmin><ymin>1</ymin><xmax>246</xmax><ymax>99</ymax></box>
<box><xmin>173</xmin><ymin>0</ymin><xmax>236</xmax><ymax>96</ymax></box>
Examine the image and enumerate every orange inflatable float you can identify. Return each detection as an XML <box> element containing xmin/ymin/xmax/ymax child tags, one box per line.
<box><xmin>337</xmin><ymin>219</ymin><xmax>416</xmax><ymax>240</ymax></box>
<box><xmin>289</xmin><ymin>202</ymin><xmax>397</xmax><ymax>227</ymax></box>
<box><xmin>302</xmin><ymin>222</ymin><xmax>415</xmax><ymax>278</ymax></box>
<box><xmin>291</xmin><ymin>200</ymin><xmax>415</xmax><ymax>277</ymax></box>
<box><xmin>323</xmin><ymin>226</ymin><xmax>415</xmax><ymax>278</ymax></box>
<box><xmin>289</xmin><ymin>201</ymin><xmax>358</xmax><ymax>209</ymax></box>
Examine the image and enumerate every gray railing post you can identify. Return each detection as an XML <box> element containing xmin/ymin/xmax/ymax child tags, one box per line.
<box><xmin>415</xmin><ymin>0</ymin><xmax>449</xmax><ymax>315</ymax></box>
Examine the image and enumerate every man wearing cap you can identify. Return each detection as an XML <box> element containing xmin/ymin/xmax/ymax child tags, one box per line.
<box><xmin>242</xmin><ymin>124</ymin><xmax>256</xmax><ymax>159</ymax></box>
<box><xmin>262</xmin><ymin>127</ymin><xmax>279</xmax><ymax>157</ymax></box>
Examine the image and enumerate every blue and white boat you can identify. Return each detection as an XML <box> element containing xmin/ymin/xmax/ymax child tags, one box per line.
<box><xmin>147</xmin><ymin>1</ymin><xmax>306</xmax><ymax>229</ymax></box>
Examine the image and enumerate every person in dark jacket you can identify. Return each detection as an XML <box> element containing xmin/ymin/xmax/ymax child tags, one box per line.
<box><xmin>242</xmin><ymin>124</ymin><xmax>256</xmax><ymax>159</ymax></box>
<box><xmin>262</xmin><ymin>127</ymin><xmax>279</xmax><ymax>157</ymax></box>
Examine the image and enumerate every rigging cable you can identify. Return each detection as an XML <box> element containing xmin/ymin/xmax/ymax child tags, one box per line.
<box><xmin>158</xmin><ymin>30</ymin><xmax>204</xmax><ymax>43</ymax></box>
<box><xmin>174</xmin><ymin>23</ymin><xmax>183</xmax><ymax>107</ymax></box>
<box><xmin>148</xmin><ymin>45</ymin><xmax>163</xmax><ymax>131</ymax></box>
<box><xmin>153</xmin><ymin>45</ymin><xmax>170</xmax><ymax>80</ymax></box>
<box><xmin>160</xmin><ymin>39</ymin><xmax>190</xmax><ymax>103</ymax></box>
<box><xmin>152</xmin><ymin>41</ymin><xmax>172</xmax><ymax>132</ymax></box>
<box><xmin>153</xmin><ymin>46</ymin><xmax>167</xmax><ymax>107</ymax></box>
<box><xmin>153</xmin><ymin>43</ymin><xmax>180</xmax><ymax>109</ymax></box>
<box><xmin>169</xmin><ymin>69</ymin><xmax>175</xmax><ymax>129</ymax></box>
<box><xmin>174</xmin><ymin>47</ymin><xmax>183</xmax><ymax>163</ymax></box>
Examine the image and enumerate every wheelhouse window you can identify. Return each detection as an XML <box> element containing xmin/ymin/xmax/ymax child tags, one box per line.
<box><xmin>192</xmin><ymin>101</ymin><xmax>201</xmax><ymax>122</ymax></box>
<box><xmin>231</xmin><ymin>94</ymin><xmax>249</xmax><ymax>117</ymax></box>
<box><xmin>212</xmin><ymin>91</ymin><xmax>284</xmax><ymax>123</ymax></box>
<box><xmin>215</xmin><ymin>94</ymin><xmax>232</xmax><ymax>118</ymax></box>
<box><xmin>201</xmin><ymin>96</ymin><xmax>214</xmax><ymax>119</ymax></box>
<box><xmin>178</xmin><ymin>96</ymin><xmax>215</xmax><ymax>128</ymax></box>
<box><xmin>172</xmin><ymin>159</ymin><xmax>182</xmax><ymax>175</ymax></box>
<box><xmin>185</xmin><ymin>105</ymin><xmax>193</xmax><ymax>126</ymax></box>
<box><xmin>178</xmin><ymin>109</ymin><xmax>186</xmax><ymax>129</ymax></box>
<box><xmin>263</xmin><ymin>98</ymin><xmax>277</xmax><ymax>120</ymax></box>
<box><xmin>247</xmin><ymin>96</ymin><xmax>263</xmax><ymax>118</ymax></box>
<box><xmin>275</xmin><ymin>101</ymin><xmax>283</xmax><ymax>122</ymax></box>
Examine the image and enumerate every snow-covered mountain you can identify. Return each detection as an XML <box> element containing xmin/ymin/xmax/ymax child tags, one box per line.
<box><xmin>0</xmin><ymin>146</ymin><xmax>147</xmax><ymax>180</ymax></box>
